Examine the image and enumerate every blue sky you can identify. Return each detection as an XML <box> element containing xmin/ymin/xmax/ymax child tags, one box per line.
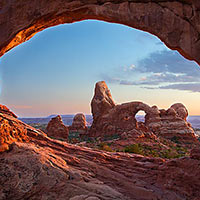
<box><xmin>0</xmin><ymin>20</ymin><xmax>200</xmax><ymax>117</ymax></box>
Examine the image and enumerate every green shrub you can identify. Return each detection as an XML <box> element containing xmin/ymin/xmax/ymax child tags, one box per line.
<box><xmin>171</xmin><ymin>136</ymin><xmax>180</xmax><ymax>144</ymax></box>
<box><xmin>124</xmin><ymin>144</ymin><xmax>143</xmax><ymax>154</ymax></box>
<box><xmin>103</xmin><ymin>134</ymin><xmax>120</xmax><ymax>141</ymax></box>
<box><xmin>99</xmin><ymin>143</ymin><xmax>113</xmax><ymax>152</ymax></box>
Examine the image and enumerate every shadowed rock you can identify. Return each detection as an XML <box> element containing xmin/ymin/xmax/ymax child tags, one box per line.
<box><xmin>190</xmin><ymin>148</ymin><xmax>200</xmax><ymax>160</ymax></box>
<box><xmin>46</xmin><ymin>115</ymin><xmax>69</xmax><ymax>140</ymax></box>
<box><xmin>69</xmin><ymin>113</ymin><xmax>88</xmax><ymax>135</ymax></box>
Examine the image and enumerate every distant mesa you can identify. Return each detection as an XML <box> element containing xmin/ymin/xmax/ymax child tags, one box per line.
<box><xmin>89</xmin><ymin>81</ymin><xmax>198</xmax><ymax>143</ymax></box>
<box><xmin>46</xmin><ymin>115</ymin><xmax>69</xmax><ymax>141</ymax></box>
<box><xmin>47</xmin><ymin>114</ymin><xmax>75</xmax><ymax>118</ymax></box>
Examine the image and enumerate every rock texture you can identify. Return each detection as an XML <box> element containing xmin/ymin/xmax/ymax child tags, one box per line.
<box><xmin>0</xmin><ymin>1</ymin><xmax>200</xmax><ymax>65</ymax></box>
<box><xmin>90</xmin><ymin>81</ymin><xmax>197</xmax><ymax>143</ymax></box>
<box><xmin>91</xmin><ymin>81</ymin><xmax>115</xmax><ymax>121</ymax></box>
<box><xmin>0</xmin><ymin>105</ymin><xmax>45</xmax><ymax>153</ymax></box>
<box><xmin>69</xmin><ymin>113</ymin><xmax>88</xmax><ymax>134</ymax></box>
<box><xmin>46</xmin><ymin>115</ymin><xmax>69</xmax><ymax>140</ymax></box>
<box><xmin>190</xmin><ymin>147</ymin><xmax>200</xmax><ymax>160</ymax></box>
<box><xmin>0</xmin><ymin>104</ymin><xmax>200</xmax><ymax>199</ymax></box>
<box><xmin>149</xmin><ymin>104</ymin><xmax>196</xmax><ymax>143</ymax></box>
<box><xmin>0</xmin><ymin>122</ymin><xmax>200</xmax><ymax>199</ymax></box>
<box><xmin>0</xmin><ymin>104</ymin><xmax>17</xmax><ymax>118</ymax></box>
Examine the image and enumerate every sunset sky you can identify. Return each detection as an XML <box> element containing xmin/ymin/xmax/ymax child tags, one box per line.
<box><xmin>0</xmin><ymin>20</ymin><xmax>200</xmax><ymax>117</ymax></box>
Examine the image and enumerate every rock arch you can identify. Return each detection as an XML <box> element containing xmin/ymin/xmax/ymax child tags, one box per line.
<box><xmin>90</xmin><ymin>81</ymin><xmax>197</xmax><ymax>143</ymax></box>
<box><xmin>115</xmin><ymin>102</ymin><xmax>152</xmax><ymax>128</ymax></box>
<box><xmin>90</xmin><ymin>81</ymin><xmax>156</xmax><ymax>136</ymax></box>
<box><xmin>0</xmin><ymin>0</ymin><xmax>200</xmax><ymax>65</ymax></box>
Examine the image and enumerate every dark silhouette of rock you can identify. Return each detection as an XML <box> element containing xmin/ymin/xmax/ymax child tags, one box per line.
<box><xmin>90</xmin><ymin>81</ymin><xmax>198</xmax><ymax>143</ymax></box>
<box><xmin>46</xmin><ymin>115</ymin><xmax>69</xmax><ymax>140</ymax></box>
<box><xmin>0</xmin><ymin>1</ymin><xmax>199</xmax><ymax>65</ymax></box>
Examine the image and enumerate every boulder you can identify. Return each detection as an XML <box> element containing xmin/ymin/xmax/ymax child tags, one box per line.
<box><xmin>46</xmin><ymin>115</ymin><xmax>69</xmax><ymax>140</ymax></box>
<box><xmin>69</xmin><ymin>113</ymin><xmax>88</xmax><ymax>135</ymax></box>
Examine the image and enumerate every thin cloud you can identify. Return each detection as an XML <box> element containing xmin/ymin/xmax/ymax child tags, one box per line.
<box><xmin>8</xmin><ymin>105</ymin><xmax>32</xmax><ymax>109</ymax></box>
<box><xmin>101</xmin><ymin>50</ymin><xmax>200</xmax><ymax>93</ymax></box>
<box><xmin>138</xmin><ymin>50</ymin><xmax>200</xmax><ymax>76</ymax></box>
<box><xmin>158</xmin><ymin>83</ymin><xmax>200</xmax><ymax>93</ymax></box>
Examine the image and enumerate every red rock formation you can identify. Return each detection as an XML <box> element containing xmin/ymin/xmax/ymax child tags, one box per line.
<box><xmin>91</xmin><ymin>81</ymin><xmax>115</xmax><ymax>121</ymax></box>
<box><xmin>90</xmin><ymin>81</ymin><xmax>198</xmax><ymax>143</ymax></box>
<box><xmin>0</xmin><ymin>104</ymin><xmax>17</xmax><ymax>118</ymax></box>
<box><xmin>69</xmin><ymin>113</ymin><xmax>88</xmax><ymax>135</ymax></box>
<box><xmin>46</xmin><ymin>115</ymin><xmax>69</xmax><ymax>140</ymax></box>
<box><xmin>1</xmin><ymin>126</ymin><xmax>200</xmax><ymax>199</ymax></box>
<box><xmin>0</xmin><ymin>104</ymin><xmax>200</xmax><ymax>199</ymax></box>
<box><xmin>0</xmin><ymin>1</ymin><xmax>199</xmax><ymax>65</ymax></box>
<box><xmin>146</xmin><ymin>103</ymin><xmax>197</xmax><ymax>143</ymax></box>
<box><xmin>0</xmin><ymin>105</ymin><xmax>45</xmax><ymax>153</ymax></box>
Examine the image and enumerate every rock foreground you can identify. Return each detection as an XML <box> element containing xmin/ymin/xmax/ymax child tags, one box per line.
<box><xmin>1</xmin><ymin>105</ymin><xmax>200</xmax><ymax>200</ymax></box>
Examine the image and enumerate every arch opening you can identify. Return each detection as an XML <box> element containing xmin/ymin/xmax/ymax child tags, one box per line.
<box><xmin>1</xmin><ymin>19</ymin><xmax>200</xmax><ymax>118</ymax></box>
<box><xmin>135</xmin><ymin>110</ymin><xmax>145</xmax><ymax>123</ymax></box>
<box><xmin>0</xmin><ymin>0</ymin><xmax>200</xmax><ymax>65</ymax></box>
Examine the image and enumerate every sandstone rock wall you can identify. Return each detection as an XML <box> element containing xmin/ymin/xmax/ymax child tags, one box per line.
<box><xmin>0</xmin><ymin>0</ymin><xmax>199</xmax><ymax>64</ymax></box>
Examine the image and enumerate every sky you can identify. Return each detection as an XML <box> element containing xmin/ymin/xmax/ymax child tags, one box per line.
<box><xmin>0</xmin><ymin>20</ymin><xmax>200</xmax><ymax>117</ymax></box>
